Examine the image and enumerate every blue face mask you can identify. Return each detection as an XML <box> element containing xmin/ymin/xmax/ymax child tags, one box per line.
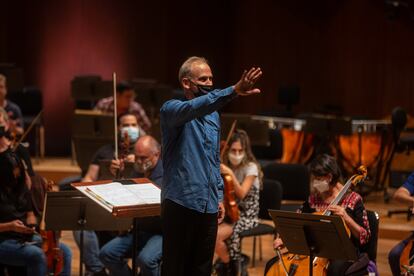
<box><xmin>121</xmin><ymin>126</ymin><xmax>139</xmax><ymax>142</ymax></box>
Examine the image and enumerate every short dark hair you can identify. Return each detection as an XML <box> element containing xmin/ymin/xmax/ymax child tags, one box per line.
<box><xmin>116</xmin><ymin>81</ymin><xmax>134</xmax><ymax>94</ymax></box>
<box><xmin>309</xmin><ymin>154</ymin><xmax>342</xmax><ymax>186</ymax></box>
<box><xmin>117</xmin><ymin>112</ymin><xmax>137</xmax><ymax>125</ymax></box>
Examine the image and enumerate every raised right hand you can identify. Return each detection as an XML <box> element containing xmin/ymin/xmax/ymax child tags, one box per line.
<box><xmin>234</xmin><ymin>67</ymin><xmax>263</xmax><ymax>96</ymax></box>
<box><xmin>9</xmin><ymin>220</ymin><xmax>34</xmax><ymax>234</ymax></box>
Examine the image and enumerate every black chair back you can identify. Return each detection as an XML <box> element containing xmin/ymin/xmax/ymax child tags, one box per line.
<box><xmin>363</xmin><ymin>210</ymin><xmax>379</xmax><ymax>262</ymax></box>
<box><xmin>263</xmin><ymin>163</ymin><xmax>309</xmax><ymax>201</ymax></box>
<box><xmin>259</xmin><ymin>179</ymin><xmax>283</xmax><ymax>220</ymax></box>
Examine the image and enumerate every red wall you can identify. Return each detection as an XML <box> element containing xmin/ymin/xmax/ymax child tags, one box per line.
<box><xmin>2</xmin><ymin>0</ymin><xmax>414</xmax><ymax>154</ymax></box>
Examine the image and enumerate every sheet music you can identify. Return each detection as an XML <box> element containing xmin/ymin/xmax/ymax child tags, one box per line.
<box><xmin>126</xmin><ymin>183</ymin><xmax>160</xmax><ymax>204</ymax></box>
<box><xmin>86</xmin><ymin>182</ymin><xmax>148</xmax><ymax>207</ymax></box>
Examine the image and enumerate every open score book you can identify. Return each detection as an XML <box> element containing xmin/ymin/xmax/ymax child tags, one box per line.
<box><xmin>74</xmin><ymin>182</ymin><xmax>161</xmax><ymax>216</ymax></box>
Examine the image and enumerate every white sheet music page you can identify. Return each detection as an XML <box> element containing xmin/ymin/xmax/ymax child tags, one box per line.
<box><xmin>86</xmin><ymin>182</ymin><xmax>147</xmax><ymax>207</ymax></box>
<box><xmin>125</xmin><ymin>183</ymin><xmax>161</xmax><ymax>204</ymax></box>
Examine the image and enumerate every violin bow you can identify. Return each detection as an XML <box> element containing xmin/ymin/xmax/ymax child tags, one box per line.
<box><xmin>12</xmin><ymin>109</ymin><xmax>43</xmax><ymax>152</ymax></box>
<box><xmin>113</xmin><ymin>72</ymin><xmax>118</xmax><ymax>160</ymax></box>
<box><xmin>220</xmin><ymin>120</ymin><xmax>237</xmax><ymax>160</ymax></box>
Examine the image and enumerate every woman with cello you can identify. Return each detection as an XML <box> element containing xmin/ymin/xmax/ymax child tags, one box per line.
<box><xmin>268</xmin><ymin>154</ymin><xmax>372</xmax><ymax>276</ymax></box>
<box><xmin>215</xmin><ymin>129</ymin><xmax>263</xmax><ymax>275</ymax></box>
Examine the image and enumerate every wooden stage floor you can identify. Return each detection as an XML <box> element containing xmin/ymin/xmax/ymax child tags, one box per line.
<box><xmin>34</xmin><ymin>158</ymin><xmax>412</xmax><ymax>276</ymax></box>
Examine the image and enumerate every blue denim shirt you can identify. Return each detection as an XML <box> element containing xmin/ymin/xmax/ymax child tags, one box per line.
<box><xmin>403</xmin><ymin>172</ymin><xmax>414</xmax><ymax>195</ymax></box>
<box><xmin>160</xmin><ymin>86</ymin><xmax>237</xmax><ymax>213</ymax></box>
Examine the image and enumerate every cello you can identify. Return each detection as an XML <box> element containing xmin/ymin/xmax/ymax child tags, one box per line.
<box><xmin>220</xmin><ymin>120</ymin><xmax>240</xmax><ymax>223</ymax></box>
<box><xmin>266</xmin><ymin>166</ymin><xmax>368</xmax><ymax>276</ymax></box>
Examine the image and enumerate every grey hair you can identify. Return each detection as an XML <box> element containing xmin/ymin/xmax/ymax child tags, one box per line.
<box><xmin>138</xmin><ymin>135</ymin><xmax>161</xmax><ymax>155</ymax></box>
<box><xmin>178</xmin><ymin>56</ymin><xmax>209</xmax><ymax>83</ymax></box>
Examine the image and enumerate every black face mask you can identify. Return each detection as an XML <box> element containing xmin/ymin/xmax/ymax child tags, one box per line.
<box><xmin>189</xmin><ymin>80</ymin><xmax>214</xmax><ymax>97</ymax></box>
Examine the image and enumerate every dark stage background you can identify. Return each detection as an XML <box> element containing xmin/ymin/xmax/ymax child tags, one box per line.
<box><xmin>1</xmin><ymin>0</ymin><xmax>414</xmax><ymax>155</ymax></box>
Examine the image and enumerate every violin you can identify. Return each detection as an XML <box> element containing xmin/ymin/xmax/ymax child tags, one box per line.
<box><xmin>39</xmin><ymin>180</ymin><xmax>64</xmax><ymax>275</ymax></box>
<box><xmin>220</xmin><ymin>120</ymin><xmax>240</xmax><ymax>223</ymax></box>
<box><xmin>266</xmin><ymin>166</ymin><xmax>368</xmax><ymax>276</ymax></box>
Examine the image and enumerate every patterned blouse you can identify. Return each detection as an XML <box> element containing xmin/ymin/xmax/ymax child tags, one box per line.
<box><xmin>301</xmin><ymin>191</ymin><xmax>371</xmax><ymax>248</ymax></box>
<box><xmin>95</xmin><ymin>96</ymin><xmax>152</xmax><ymax>131</ymax></box>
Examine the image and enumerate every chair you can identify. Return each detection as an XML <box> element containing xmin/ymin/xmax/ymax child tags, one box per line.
<box><xmin>0</xmin><ymin>264</ymin><xmax>26</xmax><ymax>276</ymax></box>
<box><xmin>240</xmin><ymin>179</ymin><xmax>283</xmax><ymax>267</ymax></box>
<box><xmin>362</xmin><ymin>210</ymin><xmax>380</xmax><ymax>263</ymax></box>
<box><xmin>263</xmin><ymin>162</ymin><xmax>310</xmax><ymax>211</ymax></box>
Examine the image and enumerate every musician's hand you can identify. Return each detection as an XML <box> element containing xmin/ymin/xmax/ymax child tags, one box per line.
<box><xmin>9</xmin><ymin>220</ymin><xmax>34</xmax><ymax>234</ymax></box>
<box><xmin>234</xmin><ymin>67</ymin><xmax>262</xmax><ymax>96</ymax></box>
<box><xmin>220</xmin><ymin>164</ymin><xmax>233</xmax><ymax>175</ymax></box>
<box><xmin>273</xmin><ymin>237</ymin><xmax>284</xmax><ymax>250</ymax></box>
<box><xmin>328</xmin><ymin>205</ymin><xmax>349</xmax><ymax>220</ymax></box>
<box><xmin>110</xmin><ymin>159</ymin><xmax>123</xmax><ymax>176</ymax></box>
<box><xmin>218</xmin><ymin>202</ymin><xmax>225</xmax><ymax>224</ymax></box>
<box><xmin>125</xmin><ymin>154</ymin><xmax>135</xmax><ymax>163</ymax></box>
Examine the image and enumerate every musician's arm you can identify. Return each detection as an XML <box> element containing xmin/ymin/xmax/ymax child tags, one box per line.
<box><xmin>393</xmin><ymin>186</ymin><xmax>414</xmax><ymax>206</ymax></box>
<box><xmin>82</xmin><ymin>164</ymin><xmax>99</xmax><ymax>182</ymax></box>
<box><xmin>342</xmin><ymin>213</ymin><xmax>364</xmax><ymax>240</ymax></box>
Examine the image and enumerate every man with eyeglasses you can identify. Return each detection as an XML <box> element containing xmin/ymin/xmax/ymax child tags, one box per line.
<box><xmin>100</xmin><ymin>135</ymin><xmax>163</xmax><ymax>276</ymax></box>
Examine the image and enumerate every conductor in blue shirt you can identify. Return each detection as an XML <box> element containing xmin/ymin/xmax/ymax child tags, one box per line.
<box><xmin>160</xmin><ymin>56</ymin><xmax>262</xmax><ymax>276</ymax></box>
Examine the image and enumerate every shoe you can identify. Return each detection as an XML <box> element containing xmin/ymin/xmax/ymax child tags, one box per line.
<box><xmin>240</xmin><ymin>254</ymin><xmax>250</xmax><ymax>276</ymax></box>
<box><xmin>213</xmin><ymin>259</ymin><xmax>229</xmax><ymax>276</ymax></box>
<box><xmin>228</xmin><ymin>260</ymin><xmax>240</xmax><ymax>276</ymax></box>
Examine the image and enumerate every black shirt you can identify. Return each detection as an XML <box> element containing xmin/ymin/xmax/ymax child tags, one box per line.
<box><xmin>0</xmin><ymin>148</ymin><xmax>32</xmax><ymax>241</ymax></box>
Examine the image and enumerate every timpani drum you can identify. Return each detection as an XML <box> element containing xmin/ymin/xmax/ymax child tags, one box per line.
<box><xmin>338</xmin><ymin>120</ymin><xmax>391</xmax><ymax>172</ymax></box>
<box><xmin>252</xmin><ymin>116</ymin><xmax>314</xmax><ymax>164</ymax></box>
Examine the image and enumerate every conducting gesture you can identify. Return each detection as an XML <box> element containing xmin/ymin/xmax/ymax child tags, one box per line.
<box><xmin>234</xmin><ymin>67</ymin><xmax>263</xmax><ymax>96</ymax></box>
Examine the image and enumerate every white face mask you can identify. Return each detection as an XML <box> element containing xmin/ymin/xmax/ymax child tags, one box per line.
<box><xmin>312</xmin><ymin>179</ymin><xmax>330</xmax><ymax>193</ymax></box>
<box><xmin>121</xmin><ymin>126</ymin><xmax>139</xmax><ymax>143</ymax></box>
<box><xmin>134</xmin><ymin>159</ymin><xmax>153</xmax><ymax>174</ymax></box>
<box><xmin>228</xmin><ymin>152</ymin><xmax>245</xmax><ymax>166</ymax></box>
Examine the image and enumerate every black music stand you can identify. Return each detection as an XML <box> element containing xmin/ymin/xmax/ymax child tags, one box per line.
<box><xmin>268</xmin><ymin>210</ymin><xmax>357</xmax><ymax>276</ymax></box>
<box><xmin>44</xmin><ymin>190</ymin><xmax>133</xmax><ymax>276</ymax></box>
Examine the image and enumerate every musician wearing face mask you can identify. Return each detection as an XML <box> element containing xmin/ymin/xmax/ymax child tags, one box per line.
<box><xmin>101</xmin><ymin>135</ymin><xmax>163</xmax><ymax>276</ymax></box>
<box><xmin>72</xmin><ymin>113</ymin><xmax>143</xmax><ymax>276</ymax></box>
<box><xmin>215</xmin><ymin>129</ymin><xmax>263</xmax><ymax>276</ymax></box>
<box><xmin>82</xmin><ymin>113</ymin><xmax>143</xmax><ymax>183</ymax></box>
<box><xmin>269</xmin><ymin>154</ymin><xmax>373</xmax><ymax>276</ymax></box>
<box><xmin>0</xmin><ymin>119</ymin><xmax>72</xmax><ymax>276</ymax></box>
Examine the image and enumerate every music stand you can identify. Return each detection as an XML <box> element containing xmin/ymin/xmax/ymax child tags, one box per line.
<box><xmin>268</xmin><ymin>210</ymin><xmax>357</xmax><ymax>276</ymax></box>
<box><xmin>44</xmin><ymin>190</ymin><xmax>133</xmax><ymax>276</ymax></box>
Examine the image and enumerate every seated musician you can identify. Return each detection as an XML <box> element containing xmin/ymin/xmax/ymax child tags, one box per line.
<box><xmin>99</xmin><ymin>135</ymin><xmax>163</xmax><ymax>276</ymax></box>
<box><xmin>95</xmin><ymin>81</ymin><xmax>152</xmax><ymax>133</ymax></box>
<box><xmin>72</xmin><ymin>112</ymin><xmax>144</xmax><ymax>276</ymax></box>
<box><xmin>82</xmin><ymin>112</ymin><xmax>143</xmax><ymax>182</ymax></box>
<box><xmin>271</xmin><ymin>154</ymin><xmax>372</xmax><ymax>276</ymax></box>
<box><xmin>0</xmin><ymin>74</ymin><xmax>23</xmax><ymax>135</ymax></box>
<box><xmin>0</xmin><ymin>125</ymin><xmax>72</xmax><ymax>276</ymax></box>
<box><xmin>388</xmin><ymin>172</ymin><xmax>414</xmax><ymax>275</ymax></box>
<box><xmin>214</xmin><ymin>129</ymin><xmax>262</xmax><ymax>275</ymax></box>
